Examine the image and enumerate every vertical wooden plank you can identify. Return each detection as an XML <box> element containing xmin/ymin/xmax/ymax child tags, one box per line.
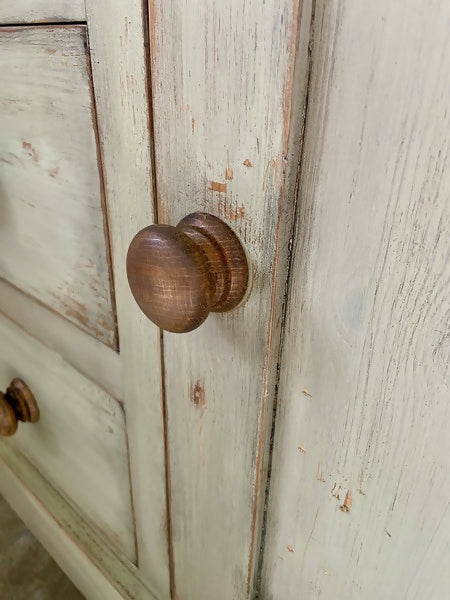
<box><xmin>262</xmin><ymin>1</ymin><xmax>450</xmax><ymax>598</ymax></box>
<box><xmin>149</xmin><ymin>1</ymin><xmax>312</xmax><ymax>598</ymax></box>
<box><xmin>84</xmin><ymin>2</ymin><xmax>170</xmax><ymax>598</ymax></box>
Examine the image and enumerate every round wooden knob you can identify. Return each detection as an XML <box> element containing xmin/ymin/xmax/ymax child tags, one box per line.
<box><xmin>0</xmin><ymin>378</ymin><xmax>40</xmax><ymax>437</ymax></box>
<box><xmin>126</xmin><ymin>212</ymin><xmax>249</xmax><ymax>333</ymax></box>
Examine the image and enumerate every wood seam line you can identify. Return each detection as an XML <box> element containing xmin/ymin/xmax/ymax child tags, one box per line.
<box><xmin>144</xmin><ymin>1</ymin><xmax>177</xmax><ymax>598</ymax></box>
<box><xmin>251</xmin><ymin>0</ymin><xmax>317</xmax><ymax>597</ymax></box>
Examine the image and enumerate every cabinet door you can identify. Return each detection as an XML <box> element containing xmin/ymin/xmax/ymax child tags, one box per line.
<box><xmin>146</xmin><ymin>2</ymin><xmax>312</xmax><ymax>599</ymax></box>
<box><xmin>0</xmin><ymin>3</ymin><xmax>169</xmax><ymax>599</ymax></box>
<box><xmin>262</xmin><ymin>1</ymin><xmax>450</xmax><ymax>599</ymax></box>
<box><xmin>0</xmin><ymin>1</ymin><xmax>316</xmax><ymax>598</ymax></box>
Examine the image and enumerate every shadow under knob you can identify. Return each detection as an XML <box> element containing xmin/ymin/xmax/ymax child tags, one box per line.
<box><xmin>126</xmin><ymin>212</ymin><xmax>248</xmax><ymax>333</ymax></box>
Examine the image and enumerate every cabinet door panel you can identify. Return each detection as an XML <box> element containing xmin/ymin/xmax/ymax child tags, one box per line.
<box><xmin>262</xmin><ymin>1</ymin><xmax>450</xmax><ymax>598</ymax></box>
<box><xmin>0</xmin><ymin>26</ymin><xmax>117</xmax><ymax>349</ymax></box>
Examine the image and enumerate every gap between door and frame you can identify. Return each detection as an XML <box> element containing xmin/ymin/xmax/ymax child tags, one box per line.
<box><xmin>253</xmin><ymin>1</ymin><xmax>317</xmax><ymax>597</ymax></box>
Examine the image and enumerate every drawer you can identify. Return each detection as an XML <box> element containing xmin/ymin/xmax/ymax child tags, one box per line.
<box><xmin>0</xmin><ymin>2</ymin><xmax>85</xmax><ymax>25</ymax></box>
<box><xmin>0</xmin><ymin>314</ymin><xmax>135</xmax><ymax>561</ymax></box>
<box><xmin>0</xmin><ymin>25</ymin><xmax>117</xmax><ymax>349</ymax></box>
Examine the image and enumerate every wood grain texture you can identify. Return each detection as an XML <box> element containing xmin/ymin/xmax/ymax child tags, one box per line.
<box><xmin>262</xmin><ymin>1</ymin><xmax>450</xmax><ymax>598</ymax></box>
<box><xmin>85</xmin><ymin>2</ymin><xmax>170</xmax><ymax>597</ymax></box>
<box><xmin>0</xmin><ymin>278</ymin><xmax>122</xmax><ymax>400</ymax></box>
<box><xmin>0</xmin><ymin>26</ymin><xmax>117</xmax><ymax>349</ymax></box>
<box><xmin>0</xmin><ymin>315</ymin><xmax>136</xmax><ymax>562</ymax></box>
<box><xmin>126</xmin><ymin>213</ymin><xmax>248</xmax><ymax>333</ymax></box>
<box><xmin>0</xmin><ymin>1</ymin><xmax>85</xmax><ymax>24</ymax></box>
<box><xmin>149</xmin><ymin>1</ymin><xmax>313</xmax><ymax>597</ymax></box>
<box><xmin>0</xmin><ymin>444</ymin><xmax>159</xmax><ymax>600</ymax></box>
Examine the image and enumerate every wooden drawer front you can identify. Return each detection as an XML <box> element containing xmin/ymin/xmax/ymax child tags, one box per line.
<box><xmin>0</xmin><ymin>26</ymin><xmax>117</xmax><ymax>349</ymax></box>
<box><xmin>0</xmin><ymin>2</ymin><xmax>85</xmax><ymax>25</ymax></box>
<box><xmin>0</xmin><ymin>315</ymin><xmax>135</xmax><ymax>561</ymax></box>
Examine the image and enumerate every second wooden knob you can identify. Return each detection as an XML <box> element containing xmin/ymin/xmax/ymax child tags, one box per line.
<box><xmin>0</xmin><ymin>378</ymin><xmax>40</xmax><ymax>437</ymax></box>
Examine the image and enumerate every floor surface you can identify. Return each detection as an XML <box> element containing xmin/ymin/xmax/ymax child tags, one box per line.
<box><xmin>0</xmin><ymin>494</ymin><xmax>85</xmax><ymax>599</ymax></box>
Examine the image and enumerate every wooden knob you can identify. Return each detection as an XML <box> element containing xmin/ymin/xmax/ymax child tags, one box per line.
<box><xmin>0</xmin><ymin>378</ymin><xmax>40</xmax><ymax>437</ymax></box>
<box><xmin>126</xmin><ymin>212</ymin><xmax>249</xmax><ymax>333</ymax></box>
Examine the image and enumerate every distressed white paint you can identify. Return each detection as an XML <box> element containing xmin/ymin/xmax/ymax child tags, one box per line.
<box><xmin>0</xmin><ymin>9</ymin><xmax>170</xmax><ymax>598</ymax></box>
<box><xmin>0</xmin><ymin>443</ymin><xmax>158</xmax><ymax>600</ymax></box>
<box><xmin>0</xmin><ymin>1</ymin><xmax>85</xmax><ymax>24</ymax></box>
<box><xmin>85</xmin><ymin>2</ymin><xmax>170</xmax><ymax>597</ymax></box>
<box><xmin>0</xmin><ymin>26</ymin><xmax>116</xmax><ymax>348</ymax></box>
<box><xmin>262</xmin><ymin>1</ymin><xmax>450</xmax><ymax>599</ymax></box>
<box><xmin>0</xmin><ymin>278</ymin><xmax>122</xmax><ymax>400</ymax></box>
<box><xmin>149</xmin><ymin>1</ymin><xmax>312</xmax><ymax>597</ymax></box>
<box><xmin>0</xmin><ymin>315</ymin><xmax>135</xmax><ymax>561</ymax></box>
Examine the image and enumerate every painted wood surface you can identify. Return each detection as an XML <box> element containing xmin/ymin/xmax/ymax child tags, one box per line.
<box><xmin>262</xmin><ymin>1</ymin><xmax>450</xmax><ymax>598</ymax></box>
<box><xmin>0</xmin><ymin>443</ymin><xmax>158</xmax><ymax>600</ymax></box>
<box><xmin>0</xmin><ymin>26</ymin><xmax>117</xmax><ymax>348</ymax></box>
<box><xmin>85</xmin><ymin>2</ymin><xmax>171</xmax><ymax>597</ymax></box>
<box><xmin>0</xmin><ymin>315</ymin><xmax>135</xmax><ymax>562</ymax></box>
<box><xmin>0</xmin><ymin>1</ymin><xmax>85</xmax><ymax>24</ymax></box>
<box><xmin>0</xmin><ymin>278</ymin><xmax>122</xmax><ymax>400</ymax></box>
<box><xmin>148</xmin><ymin>1</ymin><xmax>312</xmax><ymax>597</ymax></box>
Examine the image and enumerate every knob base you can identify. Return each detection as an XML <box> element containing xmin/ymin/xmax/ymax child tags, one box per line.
<box><xmin>178</xmin><ymin>213</ymin><xmax>248</xmax><ymax>313</ymax></box>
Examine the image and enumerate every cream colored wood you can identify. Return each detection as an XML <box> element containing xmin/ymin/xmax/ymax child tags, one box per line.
<box><xmin>0</xmin><ymin>314</ymin><xmax>135</xmax><ymax>561</ymax></box>
<box><xmin>262</xmin><ymin>1</ymin><xmax>450</xmax><ymax>598</ymax></box>
<box><xmin>85</xmin><ymin>2</ymin><xmax>170</xmax><ymax>597</ymax></box>
<box><xmin>0</xmin><ymin>443</ymin><xmax>158</xmax><ymax>600</ymax></box>
<box><xmin>0</xmin><ymin>278</ymin><xmax>122</xmax><ymax>400</ymax></box>
<box><xmin>0</xmin><ymin>1</ymin><xmax>85</xmax><ymax>24</ymax></box>
<box><xmin>0</xmin><ymin>26</ymin><xmax>116</xmax><ymax>349</ymax></box>
<box><xmin>149</xmin><ymin>1</ymin><xmax>313</xmax><ymax>597</ymax></box>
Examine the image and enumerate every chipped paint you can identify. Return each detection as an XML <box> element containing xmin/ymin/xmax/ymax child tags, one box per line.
<box><xmin>218</xmin><ymin>197</ymin><xmax>246</xmax><ymax>222</ymax></box>
<box><xmin>59</xmin><ymin>294</ymin><xmax>90</xmax><ymax>328</ymax></box>
<box><xmin>191</xmin><ymin>380</ymin><xmax>206</xmax><ymax>408</ymax></box>
<box><xmin>316</xmin><ymin>466</ymin><xmax>325</xmax><ymax>483</ymax></box>
<box><xmin>340</xmin><ymin>490</ymin><xmax>352</xmax><ymax>513</ymax></box>
<box><xmin>22</xmin><ymin>141</ymin><xmax>39</xmax><ymax>163</ymax></box>
<box><xmin>48</xmin><ymin>167</ymin><xmax>59</xmax><ymax>178</ymax></box>
<box><xmin>243</xmin><ymin>158</ymin><xmax>253</xmax><ymax>167</ymax></box>
<box><xmin>209</xmin><ymin>181</ymin><xmax>227</xmax><ymax>193</ymax></box>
